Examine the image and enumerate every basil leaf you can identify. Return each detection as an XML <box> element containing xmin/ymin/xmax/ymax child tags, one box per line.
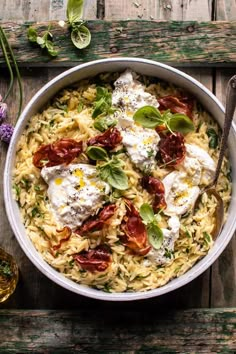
<box><xmin>71</xmin><ymin>25</ymin><xmax>91</xmax><ymax>49</ymax></box>
<box><xmin>92</xmin><ymin>87</ymin><xmax>113</xmax><ymax>119</ymax></box>
<box><xmin>67</xmin><ymin>0</ymin><xmax>84</xmax><ymax>24</ymax></box>
<box><xmin>147</xmin><ymin>223</ymin><xmax>163</xmax><ymax>250</ymax></box>
<box><xmin>99</xmin><ymin>162</ymin><xmax>128</xmax><ymax>190</ymax></box>
<box><xmin>168</xmin><ymin>114</ymin><xmax>195</xmax><ymax>134</ymax></box>
<box><xmin>45</xmin><ymin>40</ymin><xmax>58</xmax><ymax>57</ymax></box>
<box><xmin>106</xmin><ymin>166</ymin><xmax>128</xmax><ymax>190</ymax></box>
<box><xmin>27</xmin><ymin>27</ymin><xmax>37</xmax><ymax>42</ymax></box>
<box><xmin>86</xmin><ymin>146</ymin><xmax>108</xmax><ymax>161</ymax></box>
<box><xmin>94</xmin><ymin>116</ymin><xmax>117</xmax><ymax>132</ymax></box>
<box><xmin>207</xmin><ymin>128</ymin><xmax>218</xmax><ymax>149</ymax></box>
<box><xmin>36</xmin><ymin>36</ymin><xmax>45</xmax><ymax>46</ymax></box>
<box><xmin>133</xmin><ymin>105</ymin><xmax>163</xmax><ymax>128</ymax></box>
<box><xmin>140</xmin><ymin>203</ymin><xmax>155</xmax><ymax>224</ymax></box>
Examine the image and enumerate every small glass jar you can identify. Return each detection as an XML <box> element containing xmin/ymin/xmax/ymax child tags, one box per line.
<box><xmin>0</xmin><ymin>247</ymin><xmax>19</xmax><ymax>303</ymax></box>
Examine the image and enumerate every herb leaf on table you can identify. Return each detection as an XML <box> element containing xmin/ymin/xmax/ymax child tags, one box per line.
<box><xmin>67</xmin><ymin>0</ymin><xmax>91</xmax><ymax>49</ymax></box>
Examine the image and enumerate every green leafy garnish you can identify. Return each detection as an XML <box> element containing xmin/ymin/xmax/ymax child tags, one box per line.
<box><xmin>203</xmin><ymin>231</ymin><xmax>212</xmax><ymax>244</ymax></box>
<box><xmin>13</xmin><ymin>184</ymin><xmax>21</xmax><ymax>198</ymax></box>
<box><xmin>0</xmin><ymin>260</ymin><xmax>13</xmax><ymax>278</ymax></box>
<box><xmin>133</xmin><ymin>106</ymin><xmax>194</xmax><ymax>134</ymax></box>
<box><xmin>86</xmin><ymin>146</ymin><xmax>108</xmax><ymax>161</ymax></box>
<box><xmin>140</xmin><ymin>203</ymin><xmax>163</xmax><ymax>249</ymax></box>
<box><xmin>86</xmin><ymin>146</ymin><xmax>128</xmax><ymax>190</ymax></box>
<box><xmin>92</xmin><ymin>87</ymin><xmax>115</xmax><ymax>119</ymax></box>
<box><xmin>98</xmin><ymin>157</ymin><xmax>128</xmax><ymax>190</ymax></box>
<box><xmin>207</xmin><ymin>128</ymin><xmax>218</xmax><ymax>149</ymax></box>
<box><xmin>94</xmin><ymin>116</ymin><xmax>117</xmax><ymax>132</ymax></box>
<box><xmin>27</xmin><ymin>26</ymin><xmax>58</xmax><ymax>57</ymax></box>
<box><xmin>67</xmin><ymin>0</ymin><xmax>91</xmax><ymax>49</ymax></box>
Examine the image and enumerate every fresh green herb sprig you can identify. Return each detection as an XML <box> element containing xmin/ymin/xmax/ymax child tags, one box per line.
<box><xmin>92</xmin><ymin>87</ymin><xmax>116</xmax><ymax>118</ymax></box>
<box><xmin>27</xmin><ymin>27</ymin><xmax>58</xmax><ymax>57</ymax></box>
<box><xmin>86</xmin><ymin>146</ymin><xmax>128</xmax><ymax>190</ymax></box>
<box><xmin>140</xmin><ymin>203</ymin><xmax>163</xmax><ymax>249</ymax></box>
<box><xmin>67</xmin><ymin>0</ymin><xmax>91</xmax><ymax>49</ymax></box>
<box><xmin>207</xmin><ymin>128</ymin><xmax>218</xmax><ymax>149</ymax></box>
<box><xmin>133</xmin><ymin>105</ymin><xmax>194</xmax><ymax>135</ymax></box>
<box><xmin>0</xmin><ymin>259</ymin><xmax>13</xmax><ymax>278</ymax></box>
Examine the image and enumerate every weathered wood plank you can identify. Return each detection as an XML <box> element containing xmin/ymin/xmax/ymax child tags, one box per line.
<box><xmin>0</xmin><ymin>20</ymin><xmax>235</xmax><ymax>67</ymax></box>
<box><xmin>0</xmin><ymin>0</ymin><xmax>97</xmax><ymax>21</ymax></box>
<box><xmin>216</xmin><ymin>0</ymin><xmax>236</xmax><ymax>21</ymax></box>
<box><xmin>0</xmin><ymin>309</ymin><xmax>235</xmax><ymax>353</ymax></box>
<box><xmin>105</xmin><ymin>0</ymin><xmax>213</xmax><ymax>21</ymax></box>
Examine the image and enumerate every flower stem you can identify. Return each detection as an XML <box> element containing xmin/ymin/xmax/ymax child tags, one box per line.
<box><xmin>0</xmin><ymin>26</ymin><xmax>23</xmax><ymax>121</ymax></box>
<box><xmin>0</xmin><ymin>29</ymin><xmax>14</xmax><ymax>102</ymax></box>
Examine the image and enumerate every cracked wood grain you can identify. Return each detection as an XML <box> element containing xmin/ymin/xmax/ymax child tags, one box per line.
<box><xmin>0</xmin><ymin>20</ymin><xmax>235</xmax><ymax>67</ymax></box>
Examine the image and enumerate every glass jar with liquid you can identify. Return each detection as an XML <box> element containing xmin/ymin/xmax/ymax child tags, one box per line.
<box><xmin>0</xmin><ymin>247</ymin><xmax>18</xmax><ymax>303</ymax></box>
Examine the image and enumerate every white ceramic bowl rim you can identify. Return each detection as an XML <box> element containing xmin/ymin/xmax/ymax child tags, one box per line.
<box><xmin>4</xmin><ymin>58</ymin><xmax>236</xmax><ymax>301</ymax></box>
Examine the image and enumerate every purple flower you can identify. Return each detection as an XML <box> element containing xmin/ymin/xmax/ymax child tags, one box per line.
<box><xmin>0</xmin><ymin>102</ymin><xmax>7</xmax><ymax>123</ymax></box>
<box><xmin>0</xmin><ymin>123</ymin><xmax>14</xmax><ymax>143</ymax></box>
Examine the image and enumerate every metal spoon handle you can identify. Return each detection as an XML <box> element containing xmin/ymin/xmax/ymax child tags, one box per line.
<box><xmin>212</xmin><ymin>75</ymin><xmax>236</xmax><ymax>186</ymax></box>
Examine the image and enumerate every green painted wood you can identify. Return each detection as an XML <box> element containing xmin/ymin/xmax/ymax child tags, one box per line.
<box><xmin>0</xmin><ymin>309</ymin><xmax>235</xmax><ymax>352</ymax></box>
<box><xmin>0</xmin><ymin>20</ymin><xmax>235</xmax><ymax>67</ymax></box>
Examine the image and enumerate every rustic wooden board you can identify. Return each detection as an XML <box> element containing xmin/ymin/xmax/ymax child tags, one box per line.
<box><xmin>0</xmin><ymin>309</ymin><xmax>235</xmax><ymax>353</ymax></box>
<box><xmin>0</xmin><ymin>0</ymin><xmax>97</xmax><ymax>21</ymax></box>
<box><xmin>105</xmin><ymin>0</ymin><xmax>213</xmax><ymax>21</ymax></box>
<box><xmin>0</xmin><ymin>20</ymin><xmax>236</xmax><ymax>66</ymax></box>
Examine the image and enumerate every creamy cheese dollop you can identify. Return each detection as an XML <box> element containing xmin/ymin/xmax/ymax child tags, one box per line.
<box><xmin>112</xmin><ymin>69</ymin><xmax>160</xmax><ymax>171</ymax></box>
<box><xmin>162</xmin><ymin>143</ymin><xmax>216</xmax><ymax>216</ymax></box>
<box><xmin>41</xmin><ymin>163</ymin><xmax>110</xmax><ymax>229</ymax></box>
<box><xmin>147</xmin><ymin>216</ymin><xmax>180</xmax><ymax>265</ymax></box>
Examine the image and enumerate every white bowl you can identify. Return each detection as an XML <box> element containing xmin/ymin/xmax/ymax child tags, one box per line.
<box><xmin>4</xmin><ymin>58</ymin><xmax>236</xmax><ymax>301</ymax></box>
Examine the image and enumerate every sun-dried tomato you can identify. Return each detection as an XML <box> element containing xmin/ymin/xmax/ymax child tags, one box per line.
<box><xmin>120</xmin><ymin>200</ymin><xmax>151</xmax><ymax>256</ymax></box>
<box><xmin>33</xmin><ymin>138</ymin><xmax>83</xmax><ymax>169</ymax></box>
<box><xmin>159</xmin><ymin>132</ymin><xmax>186</xmax><ymax>166</ymax></box>
<box><xmin>141</xmin><ymin>176</ymin><xmax>166</xmax><ymax>212</ymax></box>
<box><xmin>87</xmin><ymin>127</ymin><xmax>122</xmax><ymax>150</ymax></box>
<box><xmin>74</xmin><ymin>244</ymin><xmax>111</xmax><ymax>272</ymax></box>
<box><xmin>75</xmin><ymin>204</ymin><xmax>117</xmax><ymax>235</ymax></box>
<box><xmin>158</xmin><ymin>95</ymin><xmax>194</xmax><ymax>119</ymax></box>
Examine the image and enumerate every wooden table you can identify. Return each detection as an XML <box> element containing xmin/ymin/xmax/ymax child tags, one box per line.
<box><xmin>0</xmin><ymin>0</ymin><xmax>235</xmax><ymax>352</ymax></box>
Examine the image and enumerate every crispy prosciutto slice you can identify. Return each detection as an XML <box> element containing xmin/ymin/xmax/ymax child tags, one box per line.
<box><xmin>120</xmin><ymin>200</ymin><xmax>151</xmax><ymax>256</ymax></box>
<box><xmin>159</xmin><ymin>132</ymin><xmax>186</xmax><ymax>167</ymax></box>
<box><xmin>75</xmin><ymin>204</ymin><xmax>117</xmax><ymax>235</ymax></box>
<box><xmin>33</xmin><ymin>138</ymin><xmax>83</xmax><ymax>168</ymax></box>
<box><xmin>158</xmin><ymin>95</ymin><xmax>194</xmax><ymax>119</ymax></box>
<box><xmin>87</xmin><ymin>127</ymin><xmax>122</xmax><ymax>150</ymax></box>
<box><xmin>74</xmin><ymin>244</ymin><xmax>111</xmax><ymax>272</ymax></box>
<box><xmin>141</xmin><ymin>176</ymin><xmax>166</xmax><ymax>212</ymax></box>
